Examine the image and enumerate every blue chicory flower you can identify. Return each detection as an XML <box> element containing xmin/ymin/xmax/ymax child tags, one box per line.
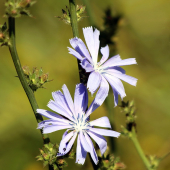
<box><xmin>37</xmin><ymin>83</ymin><xmax>120</xmax><ymax>165</ymax></box>
<box><xmin>68</xmin><ymin>26</ymin><xmax>137</xmax><ymax>106</ymax></box>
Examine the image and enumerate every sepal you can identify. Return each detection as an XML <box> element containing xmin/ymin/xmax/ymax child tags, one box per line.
<box><xmin>120</xmin><ymin>100</ymin><xmax>136</xmax><ymax>132</ymax></box>
<box><xmin>57</xmin><ymin>5</ymin><xmax>86</xmax><ymax>24</ymax></box>
<box><xmin>0</xmin><ymin>22</ymin><xmax>10</xmax><ymax>46</ymax></box>
<box><xmin>4</xmin><ymin>0</ymin><xmax>36</xmax><ymax>18</ymax></box>
<box><xmin>97</xmin><ymin>150</ymin><xmax>126</xmax><ymax>170</ymax></box>
<box><xmin>36</xmin><ymin>142</ymin><xmax>75</xmax><ymax>169</ymax></box>
<box><xmin>22</xmin><ymin>66</ymin><xmax>52</xmax><ymax>92</ymax></box>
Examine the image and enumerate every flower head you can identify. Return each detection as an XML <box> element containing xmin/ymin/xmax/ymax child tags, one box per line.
<box><xmin>37</xmin><ymin>84</ymin><xmax>120</xmax><ymax>165</ymax></box>
<box><xmin>68</xmin><ymin>27</ymin><xmax>137</xmax><ymax>106</ymax></box>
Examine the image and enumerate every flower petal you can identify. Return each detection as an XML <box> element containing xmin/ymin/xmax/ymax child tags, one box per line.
<box><xmin>52</xmin><ymin>90</ymin><xmax>73</xmax><ymax>117</ymax></box>
<box><xmin>57</xmin><ymin>132</ymin><xmax>77</xmax><ymax>156</ymax></box>
<box><xmin>43</xmin><ymin>125</ymin><xmax>72</xmax><ymax>134</ymax></box>
<box><xmin>79</xmin><ymin>131</ymin><xmax>91</xmax><ymax>152</ymax></box>
<box><xmin>74</xmin><ymin>84</ymin><xmax>88</xmax><ymax>116</ymax></box>
<box><xmin>59</xmin><ymin>131</ymin><xmax>74</xmax><ymax>153</ymax></box>
<box><xmin>83</xmin><ymin>27</ymin><xmax>100</xmax><ymax>65</ymax></box>
<box><xmin>37</xmin><ymin>109</ymin><xmax>64</xmax><ymax>120</ymax></box>
<box><xmin>47</xmin><ymin>100</ymin><xmax>74</xmax><ymax>121</ymax></box>
<box><xmin>87</xmin><ymin>131</ymin><xmax>107</xmax><ymax>155</ymax></box>
<box><xmin>113</xmin><ymin>73</ymin><xmax>137</xmax><ymax>86</ymax></box>
<box><xmin>103</xmin><ymin>74</ymin><xmax>126</xmax><ymax>99</ymax></box>
<box><xmin>89</xmin><ymin>128</ymin><xmax>120</xmax><ymax>138</ymax></box>
<box><xmin>102</xmin><ymin>57</ymin><xmax>137</xmax><ymax>69</ymax></box>
<box><xmin>69</xmin><ymin>37</ymin><xmax>92</xmax><ymax>63</ymax></box>
<box><xmin>99</xmin><ymin>45</ymin><xmax>109</xmax><ymax>65</ymax></box>
<box><xmin>84</xmin><ymin>133</ymin><xmax>98</xmax><ymax>165</ymax></box>
<box><xmin>90</xmin><ymin>116</ymin><xmax>111</xmax><ymax>128</ymax></box>
<box><xmin>94</xmin><ymin>76</ymin><xmax>109</xmax><ymax>105</ymax></box>
<box><xmin>105</xmin><ymin>69</ymin><xmax>137</xmax><ymax>86</ymax></box>
<box><xmin>68</xmin><ymin>47</ymin><xmax>84</xmax><ymax>60</ymax></box>
<box><xmin>85</xmin><ymin>100</ymin><xmax>100</xmax><ymax>119</ymax></box>
<box><xmin>37</xmin><ymin>119</ymin><xmax>70</xmax><ymax>129</ymax></box>
<box><xmin>80</xmin><ymin>59</ymin><xmax>94</xmax><ymax>72</ymax></box>
<box><xmin>76</xmin><ymin>134</ymin><xmax>87</xmax><ymax>165</ymax></box>
<box><xmin>101</xmin><ymin>54</ymin><xmax>122</xmax><ymax>69</ymax></box>
<box><xmin>62</xmin><ymin>84</ymin><xmax>75</xmax><ymax>117</ymax></box>
<box><xmin>87</xmin><ymin>71</ymin><xmax>102</xmax><ymax>94</ymax></box>
<box><xmin>62</xmin><ymin>130</ymin><xmax>68</xmax><ymax>139</ymax></box>
<box><xmin>112</xmin><ymin>66</ymin><xmax>126</xmax><ymax>74</ymax></box>
<box><xmin>112</xmin><ymin>87</ymin><xmax>119</xmax><ymax>107</ymax></box>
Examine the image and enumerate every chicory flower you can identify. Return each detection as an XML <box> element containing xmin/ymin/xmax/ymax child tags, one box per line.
<box><xmin>68</xmin><ymin>27</ymin><xmax>137</xmax><ymax>106</ymax></box>
<box><xmin>37</xmin><ymin>84</ymin><xmax>120</xmax><ymax>164</ymax></box>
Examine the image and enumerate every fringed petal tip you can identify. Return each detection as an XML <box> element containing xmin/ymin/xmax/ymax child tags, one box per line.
<box><xmin>56</xmin><ymin>152</ymin><xmax>65</xmax><ymax>157</ymax></box>
<box><xmin>94</xmin><ymin>94</ymin><xmax>108</xmax><ymax>106</ymax></box>
<box><xmin>82</xmin><ymin>26</ymin><xmax>99</xmax><ymax>32</ymax></box>
<box><xmin>82</xmin><ymin>26</ymin><xmax>93</xmax><ymax>31</ymax></box>
<box><xmin>69</xmin><ymin>37</ymin><xmax>79</xmax><ymax>43</ymax></box>
<box><xmin>115</xmin><ymin>132</ymin><xmax>121</xmax><ymax>138</ymax></box>
<box><xmin>87</xmin><ymin>87</ymin><xmax>96</xmax><ymax>96</ymax></box>
<box><xmin>76</xmin><ymin>161</ymin><xmax>84</xmax><ymax>165</ymax></box>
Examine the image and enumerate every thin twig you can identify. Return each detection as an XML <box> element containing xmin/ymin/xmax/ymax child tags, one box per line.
<box><xmin>130</xmin><ymin>127</ymin><xmax>152</xmax><ymax>170</ymax></box>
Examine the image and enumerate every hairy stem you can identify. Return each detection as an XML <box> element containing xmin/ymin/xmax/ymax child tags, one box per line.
<box><xmin>8</xmin><ymin>17</ymin><xmax>50</xmax><ymax>144</ymax></box>
<box><xmin>130</xmin><ymin>127</ymin><xmax>152</xmax><ymax>170</ymax></box>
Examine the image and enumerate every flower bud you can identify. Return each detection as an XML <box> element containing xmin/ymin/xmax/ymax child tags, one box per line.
<box><xmin>57</xmin><ymin>5</ymin><xmax>86</xmax><ymax>24</ymax></box>
<box><xmin>22</xmin><ymin>66</ymin><xmax>52</xmax><ymax>92</ymax></box>
<box><xmin>0</xmin><ymin>23</ymin><xmax>10</xmax><ymax>46</ymax></box>
<box><xmin>4</xmin><ymin>0</ymin><xmax>36</xmax><ymax>18</ymax></box>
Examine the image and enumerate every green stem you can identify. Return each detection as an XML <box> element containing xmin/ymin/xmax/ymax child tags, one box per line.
<box><xmin>69</xmin><ymin>1</ymin><xmax>96</xmax><ymax>169</ymax></box>
<box><xmin>104</xmin><ymin>92</ymin><xmax>116</xmax><ymax>152</ymax></box>
<box><xmin>82</xmin><ymin>0</ymin><xmax>95</xmax><ymax>26</ymax></box>
<box><xmin>69</xmin><ymin>0</ymin><xmax>79</xmax><ymax>37</ymax></box>
<box><xmin>69</xmin><ymin>0</ymin><xmax>86</xmax><ymax>85</ymax></box>
<box><xmin>130</xmin><ymin>127</ymin><xmax>152</xmax><ymax>170</ymax></box>
<box><xmin>8</xmin><ymin>17</ymin><xmax>50</xmax><ymax>144</ymax></box>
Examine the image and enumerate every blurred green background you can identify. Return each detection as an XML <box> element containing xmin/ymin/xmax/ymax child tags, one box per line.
<box><xmin>0</xmin><ymin>0</ymin><xmax>170</xmax><ymax>169</ymax></box>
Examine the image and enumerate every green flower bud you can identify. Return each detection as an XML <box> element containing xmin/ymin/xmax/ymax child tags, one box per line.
<box><xmin>0</xmin><ymin>22</ymin><xmax>10</xmax><ymax>46</ymax></box>
<box><xmin>4</xmin><ymin>0</ymin><xmax>36</xmax><ymax>18</ymax></box>
<box><xmin>22</xmin><ymin>66</ymin><xmax>52</xmax><ymax>92</ymax></box>
<box><xmin>57</xmin><ymin>5</ymin><xmax>86</xmax><ymax>24</ymax></box>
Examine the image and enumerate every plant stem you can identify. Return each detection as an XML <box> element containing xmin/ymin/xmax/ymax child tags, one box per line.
<box><xmin>69</xmin><ymin>0</ymin><xmax>87</xmax><ymax>85</ymax></box>
<box><xmin>69</xmin><ymin>0</ymin><xmax>79</xmax><ymax>37</ymax></box>
<box><xmin>69</xmin><ymin>1</ymin><xmax>96</xmax><ymax>169</ymax></box>
<box><xmin>8</xmin><ymin>17</ymin><xmax>50</xmax><ymax>144</ymax></box>
<box><xmin>130</xmin><ymin>127</ymin><xmax>152</xmax><ymax>170</ymax></box>
<box><xmin>104</xmin><ymin>92</ymin><xmax>116</xmax><ymax>152</ymax></box>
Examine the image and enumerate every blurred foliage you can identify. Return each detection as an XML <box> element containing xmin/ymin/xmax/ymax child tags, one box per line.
<box><xmin>0</xmin><ymin>0</ymin><xmax>170</xmax><ymax>170</ymax></box>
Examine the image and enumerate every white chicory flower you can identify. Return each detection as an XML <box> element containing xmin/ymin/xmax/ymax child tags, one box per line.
<box><xmin>37</xmin><ymin>84</ymin><xmax>120</xmax><ymax>165</ymax></box>
<box><xmin>68</xmin><ymin>26</ymin><xmax>138</xmax><ymax>106</ymax></box>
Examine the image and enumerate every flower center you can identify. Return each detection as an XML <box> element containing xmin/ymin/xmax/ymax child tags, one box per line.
<box><xmin>71</xmin><ymin>113</ymin><xmax>90</xmax><ymax>132</ymax></box>
<box><xmin>94</xmin><ymin>63</ymin><xmax>104</xmax><ymax>73</ymax></box>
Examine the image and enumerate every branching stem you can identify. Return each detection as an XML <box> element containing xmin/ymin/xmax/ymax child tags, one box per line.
<box><xmin>8</xmin><ymin>16</ymin><xmax>50</xmax><ymax>143</ymax></box>
<box><xmin>130</xmin><ymin>127</ymin><xmax>152</xmax><ymax>170</ymax></box>
<box><xmin>8</xmin><ymin>16</ymin><xmax>53</xmax><ymax>170</ymax></box>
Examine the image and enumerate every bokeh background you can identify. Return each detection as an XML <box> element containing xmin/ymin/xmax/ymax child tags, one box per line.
<box><xmin>0</xmin><ymin>0</ymin><xmax>170</xmax><ymax>170</ymax></box>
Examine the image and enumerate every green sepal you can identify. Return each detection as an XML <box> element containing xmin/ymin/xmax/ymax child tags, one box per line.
<box><xmin>22</xmin><ymin>66</ymin><xmax>52</xmax><ymax>92</ymax></box>
<box><xmin>57</xmin><ymin>5</ymin><xmax>86</xmax><ymax>24</ymax></box>
<box><xmin>4</xmin><ymin>0</ymin><xmax>36</xmax><ymax>18</ymax></box>
<box><xmin>0</xmin><ymin>22</ymin><xmax>10</xmax><ymax>46</ymax></box>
